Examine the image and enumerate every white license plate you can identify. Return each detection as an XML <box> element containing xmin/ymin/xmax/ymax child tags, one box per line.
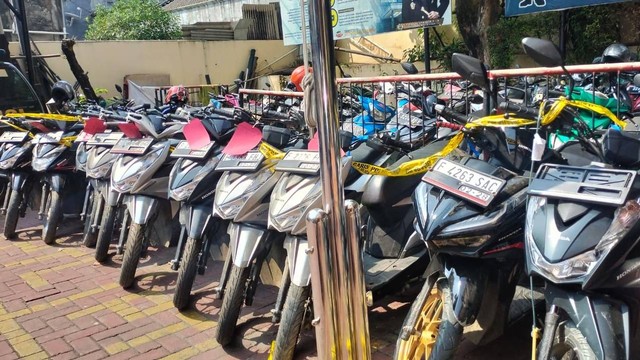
<box><xmin>222</xmin><ymin>152</ymin><xmax>264</xmax><ymax>162</ymax></box>
<box><xmin>275</xmin><ymin>150</ymin><xmax>321</xmax><ymax>174</ymax></box>
<box><xmin>34</xmin><ymin>131</ymin><xmax>63</xmax><ymax>144</ymax></box>
<box><xmin>425</xmin><ymin>159</ymin><xmax>506</xmax><ymax>207</ymax></box>
<box><xmin>0</xmin><ymin>131</ymin><xmax>28</xmax><ymax>143</ymax></box>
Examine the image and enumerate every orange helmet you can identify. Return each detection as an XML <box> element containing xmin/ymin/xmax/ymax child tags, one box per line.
<box><xmin>290</xmin><ymin>66</ymin><xmax>312</xmax><ymax>91</ymax></box>
<box><xmin>165</xmin><ymin>85</ymin><xmax>188</xmax><ymax>105</ymax></box>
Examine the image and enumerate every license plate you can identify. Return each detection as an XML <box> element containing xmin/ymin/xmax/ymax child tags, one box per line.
<box><xmin>88</xmin><ymin>132</ymin><xmax>124</xmax><ymax>147</ymax></box>
<box><xmin>33</xmin><ymin>131</ymin><xmax>63</xmax><ymax>144</ymax></box>
<box><xmin>422</xmin><ymin>159</ymin><xmax>506</xmax><ymax>207</ymax></box>
<box><xmin>216</xmin><ymin>151</ymin><xmax>265</xmax><ymax>172</ymax></box>
<box><xmin>74</xmin><ymin>131</ymin><xmax>93</xmax><ymax>143</ymax></box>
<box><xmin>0</xmin><ymin>131</ymin><xmax>28</xmax><ymax>143</ymax></box>
<box><xmin>170</xmin><ymin>140</ymin><xmax>215</xmax><ymax>159</ymax></box>
<box><xmin>275</xmin><ymin>150</ymin><xmax>320</xmax><ymax>175</ymax></box>
<box><xmin>110</xmin><ymin>138</ymin><xmax>154</xmax><ymax>155</ymax></box>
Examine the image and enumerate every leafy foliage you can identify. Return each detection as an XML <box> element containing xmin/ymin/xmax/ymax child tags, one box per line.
<box><xmin>567</xmin><ymin>6</ymin><xmax>619</xmax><ymax>64</ymax></box>
<box><xmin>403</xmin><ymin>28</ymin><xmax>468</xmax><ymax>71</ymax></box>
<box><xmin>86</xmin><ymin>0</ymin><xmax>181</xmax><ymax>40</ymax></box>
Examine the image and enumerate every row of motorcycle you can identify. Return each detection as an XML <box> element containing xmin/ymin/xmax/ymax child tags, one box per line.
<box><xmin>1</xmin><ymin>36</ymin><xmax>639</xmax><ymax>360</ymax></box>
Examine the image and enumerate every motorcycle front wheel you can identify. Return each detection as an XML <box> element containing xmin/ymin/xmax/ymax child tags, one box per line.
<box><xmin>95</xmin><ymin>205</ymin><xmax>117</xmax><ymax>263</ymax></box>
<box><xmin>119</xmin><ymin>222</ymin><xmax>145</xmax><ymax>289</ymax></box>
<box><xmin>42</xmin><ymin>191</ymin><xmax>62</xmax><ymax>245</ymax></box>
<box><xmin>82</xmin><ymin>191</ymin><xmax>99</xmax><ymax>247</ymax></box>
<box><xmin>394</xmin><ymin>280</ymin><xmax>462</xmax><ymax>360</ymax></box>
<box><xmin>271</xmin><ymin>283</ymin><xmax>311</xmax><ymax>360</ymax></box>
<box><xmin>215</xmin><ymin>264</ymin><xmax>250</xmax><ymax>346</ymax></box>
<box><xmin>173</xmin><ymin>236</ymin><xmax>202</xmax><ymax>311</ymax></box>
<box><xmin>548</xmin><ymin>321</ymin><xmax>595</xmax><ymax>360</ymax></box>
<box><xmin>4</xmin><ymin>189</ymin><xmax>20</xmax><ymax>239</ymax></box>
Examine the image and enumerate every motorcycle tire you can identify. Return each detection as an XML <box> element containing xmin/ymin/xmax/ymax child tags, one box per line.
<box><xmin>4</xmin><ymin>189</ymin><xmax>19</xmax><ymax>239</ymax></box>
<box><xmin>95</xmin><ymin>205</ymin><xmax>116</xmax><ymax>263</ymax></box>
<box><xmin>119</xmin><ymin>222</ymin><xmax>144</xmax><ymax>289</ymax></box>
<box><xmin>42</xmin><ymin>191</ymin><xmax>62</xmax><ymax>245</ymax></box>
<box><xmin>215</xmin><ymin>264</ymin><xmax>250</xmax><ymax>346</ymax></box>
<box><xmin>272</xmin><ymin>284</ymin><xmax>310</xmax><ymax>360</ymax></box>
<box><xmin>82</xmin><ymin>192</ymin><xmax>98</xmax><ymax>248</ymax></box>
<box><xmin>394</xmin><ymin>280</ymin><xmax>462</xmax><ymax>360</ymax></box>
<box><xmin>173</xmin><ymin>236</ymin><xmax>202</xmax><ymax>311</ymax></box>
<box><xmin>548</xmin><ymin>321</ymin><xmax>595</xmax><ymax>360</ymax></box>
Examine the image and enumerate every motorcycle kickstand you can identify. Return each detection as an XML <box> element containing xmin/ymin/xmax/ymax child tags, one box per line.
<box><xmin>170</xmin><ymin>226</ymin><xmax>187</xmax><ymax>271</ymax></box>
<box><xmin>271</xmin><ymin>261</ymin><xmax>291</xmax><ymax>323</ymax></box>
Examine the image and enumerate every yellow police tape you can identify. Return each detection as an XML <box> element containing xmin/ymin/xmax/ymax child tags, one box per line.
<box><xmin>352</xmin><ymin>98</ymin><xmax>626</xmax><ymax>177</ymax></box>
<box><xmin>0</xmin><ymin>120</ymin><xmax>33</xmax><ymax>137</ymax></box>
<box><xmin>259</xmin><ymin>141</ymin><xmax>286</xmax><ymax>160</ymax></box>
<box><xmin>3</xmin><ymin>113</ymin><xmax>81</xmax><ymax>122</ymax></box>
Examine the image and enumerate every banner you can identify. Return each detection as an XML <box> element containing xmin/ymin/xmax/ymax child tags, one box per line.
<box><xmin>280</xmin><ymin>0</ymin><xmax>452</xmax><ymax>46</ymax></box>
<box><xmin>506</xmin><ymin>0</ymin><xmax>631</xmax><ymax>16</ymax></box>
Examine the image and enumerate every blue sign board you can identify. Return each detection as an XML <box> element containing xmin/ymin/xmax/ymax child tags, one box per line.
<box><xmin>506</xmin><ymin>0</ymin><xmax>632</xmax><ymax>16</ymax></box>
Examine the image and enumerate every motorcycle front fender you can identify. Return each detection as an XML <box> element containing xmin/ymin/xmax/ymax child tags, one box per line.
<box><xmin>228</xmin><ymin>222</ymin><xmax>267</xmax><ymax>268</ymax></box>
<box><xmin>283</xmin><ymin>235</ymin><xmax>311</xmax><ymax>287</ymax></box>
<box><xmin>442</xmin><ymin>257</ymin><xmax>488</xmax><ymax>327</ymax></box>
<box><xmin>545</xmin><ymin>284</ymin><xmax>628</xmax><ymax>360</ymax></box>
<box><xmin>185</xmin><ymin>204</ymin><xmax>211</xmax><ymax>240</ymax></box>
<box><xmin>125</xmin><ymin>195</ymin><xmax>158</xmax><ymax>225</ymax></box>
<box><xmin>105</xmin><ymin>184</ymin><xmax>123</xmax><ymax>207</ymax></box>
<box><xmin>48</xmin><ymin>173</ymin><xmax>66</xmax><ymax>193</ymax></box>
<box><xmin>10</xmin><ymin>172</ymin><xmax>28</xmax><ymax>191</ymax></box>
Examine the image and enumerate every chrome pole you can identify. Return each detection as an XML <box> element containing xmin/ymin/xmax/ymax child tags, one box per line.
<box><xmin>306</xmin><ymin>0</ymin><xmax>371</xmax><ymax>358</ymax></box>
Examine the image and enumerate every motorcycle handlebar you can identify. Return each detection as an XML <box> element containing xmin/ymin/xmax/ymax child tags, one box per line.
<box><xmin>211</xmin><ymin>107</ymin><xmax>235</xmax><ymax>118</ymax></box>
<box><xmin>434</xmin><ymin>104</ymin><xmax>468</xmax><ymax>124</ymax></box>
<box><xmin>498</xmin><ymin>102</ymin><xmax>539</xmax><ymax>119</ymax></box>
<box><xmin>262</xmin><ymin>109</ymin><xmax>289</xmax><ymax>121</ymax></box>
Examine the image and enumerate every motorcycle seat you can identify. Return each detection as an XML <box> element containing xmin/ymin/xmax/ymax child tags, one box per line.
<box><xmin>361</xmin><ymin>139</ymin><xmax>449</xmax><ymax>228</ymax></box>
<box><xmin>602</xmin><ymin>128</ymin><xmax>640</xmax><ymax>167</ymax></box>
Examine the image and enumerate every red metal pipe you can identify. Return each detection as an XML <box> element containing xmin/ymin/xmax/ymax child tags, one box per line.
<box><xmin>239</xmin><ymin>89</ymin><xmax>304</xmax><ymax>97</ymax></box>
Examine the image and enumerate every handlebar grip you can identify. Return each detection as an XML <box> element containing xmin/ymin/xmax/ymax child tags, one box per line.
<box><xmin>105</xmin><ymin>114</ymin><xmax>126</xmax><ymax>122</ymax></box>
<box><xmin>435</xmin><ymin>104</ymin><xmax>469</xmax><ymax>124</ymax></box>
<box><xmin>498</xmin><ymin>102</ymin><xmax>538</xmax><ymax>119</ymax></box>
<box><xmin>167</xmin><ymin>114</ymin><xmax>188</xmax><ymax>122</ymax></box>
<box><xmin>436</xmin><ymin>121</ymin><xmax>465</xmax><ymax>131</ymax></box>
<box><xmin>209</xmin><ymin>107</ymin><xmax>235</xmax><ymax>118</ymax></box>
<box><xmin>262</xmin><ymin>109</ymin><xmax>289</xmax><ymax>120</ymax></box>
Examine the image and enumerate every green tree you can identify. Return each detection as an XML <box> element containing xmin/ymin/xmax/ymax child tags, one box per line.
<box><xmin>86</xmin><ymin>0</ymin><xmax>181</xmax><ymax>40</ymax></box>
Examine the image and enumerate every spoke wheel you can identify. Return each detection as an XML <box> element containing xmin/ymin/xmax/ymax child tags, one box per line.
<box><xmin>397</xmin><ymin>286</ymin><xmax>444</xmax><ymax>359</ymax></box>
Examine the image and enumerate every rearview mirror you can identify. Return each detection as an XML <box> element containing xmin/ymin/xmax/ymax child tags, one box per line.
<box><xmin>115</xmin><ymin>84</ymin><xmax>123</xmax><ymax>94</ymax></box>
<box><xmin>401</xmin><ymin>62</ymin><xmax>419</xmax><ymax>75</ymax></box>
<box><xmin>451</xmin><ymin>53</ymin><xmax>489</xmax><ymax>90</ymax></box>
<box><xmin>634</xmin><ymin>74</ymin><xmax>640</xmax><ymax>87</ymax></box>
<box><xmin>522</xmin><ymin>37</ymin><xmax>563</xmax><ymax>68</ymax></box>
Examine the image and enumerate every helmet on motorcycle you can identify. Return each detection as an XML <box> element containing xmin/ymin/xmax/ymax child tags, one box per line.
<box><xmin>51</xmin><ymin>81</ymin><xmax>75</xmax><ymax>104</ymax></box>
<box><xmin>602</xmin><ymin>43</ymin><xmax>631</xmax><ymax>63</ymax></box>
<box><xmin>165</xmin><ymin>85</ymin><xmax>188</xmax><ymax>105</ymax></box>
<box><xmin>290</xmin><ymin>66</ymin><xmax>312</xmax><ymax>91</ymax></box>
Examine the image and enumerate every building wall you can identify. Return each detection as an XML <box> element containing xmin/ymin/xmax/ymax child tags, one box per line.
<box><xmin>9</xmin><ymin>40</ymin><xmax>298</xmax><ymax>97</ymax></box>
<box><xmin>172</xmin><ymin>0</ymin><xmax>273</xmax><ymax>25</ymax></box>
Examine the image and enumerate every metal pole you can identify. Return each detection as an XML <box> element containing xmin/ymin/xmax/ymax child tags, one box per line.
<box><xmin>307</xmin><ymin>0</ymin><xmax>370</xmax><ymax>357</ymax></box>
<box><xmin>300</xmin><ymin>0</ymin><xmax>309</xmax><ymax>74</ymax></box>
<box><xmin>423</xmin><ymin>27</ymin><xmax>431</xmax><ymax>87</ymax></box>
<box><xmin>13</xmin><ymin>0</ymin><xmax>34</xmax><ymax>85</ymax></box>
<box><xmin>559</xmin><ymin>10</ymin><xmax>568</xmax><ymax>60</ymax></box>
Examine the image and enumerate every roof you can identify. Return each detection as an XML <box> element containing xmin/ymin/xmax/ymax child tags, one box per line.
<box><xmin>162</xmin><ymin>0</ymin><xmax>211</xmax><ymax>11</ymax></box>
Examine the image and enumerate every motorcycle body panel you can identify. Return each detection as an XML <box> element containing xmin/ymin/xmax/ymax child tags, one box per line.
<box><xmin>228</xmin><ymin>222</ymin><xmax>268</xmax><ymax>268</ymax></box>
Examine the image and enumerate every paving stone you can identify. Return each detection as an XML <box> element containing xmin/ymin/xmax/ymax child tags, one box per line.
<box><xmin>41</xmin><ymin>338</ymin><xmax>73</xmax><ymax>356</ymax></box>
<box><xmin>69</xmin><ymin>337</ymin><xmax>100</xmax><ymax>356</ymax></box>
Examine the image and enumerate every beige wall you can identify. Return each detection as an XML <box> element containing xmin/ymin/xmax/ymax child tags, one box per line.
<box><xmin>9</xmin><ymin>40</ymin><xmax>299</xmax><ymax>98</ymax></box>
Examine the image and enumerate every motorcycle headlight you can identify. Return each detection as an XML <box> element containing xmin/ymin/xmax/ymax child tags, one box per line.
<box><xmin>214</xmin><ymin>168</ymin><xmax>273</xmax><ymax>219</ymax></box>
<box><xmin>32</xmin><ymin>145</ymin><xmax>66</xmax><ymax>172</ymax></box>
<box><xmin>169</xmin><ymin>157</ymin><xmax>218</xmax><ymax>201</ymax></box>
<box><xmin>268</xmin><ymin>175</ymin><xmax>321</xmax><ymax>233</ymax></box>
<box><xmin>526</xmin><ymin>196</ymin><xmax>640</xmax><ymax>283</ymax></box>
<box><xmin>0</xmin><ymin>143</ymin><xmax>30</xmax><ymax>170</ymax></box>
<box><xmin>86</xmin><ymin>161</ymin><xmax>112</xmax><ymax>179</ymax></box>
<box><xmin>111</xmin><ymin>147</ymin><xmax>163</xmax><ymax>193</ymax></box>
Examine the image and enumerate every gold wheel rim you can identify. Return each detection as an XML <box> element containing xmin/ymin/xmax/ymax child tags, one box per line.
<box><xmin>397</xmin><ymin>286</ymin><xmax>444</xmax><ymax>360</ymax></box>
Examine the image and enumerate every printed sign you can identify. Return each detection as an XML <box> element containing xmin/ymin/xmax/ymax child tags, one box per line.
<box><xmin>506</xmin><ymin>0</ymin><xmax>631</xmax><ymax>16</ymax></box>
<box><xmin>280</xmin><ymin>0</ymin><xmax>452</xmax><ymax>46</ymax></box>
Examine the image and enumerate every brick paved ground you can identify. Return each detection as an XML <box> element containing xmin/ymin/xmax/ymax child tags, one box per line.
<box><xmin>0</xmin><ymin>214</ymin><xmax>532</xmax><ymax>360</ymax></box>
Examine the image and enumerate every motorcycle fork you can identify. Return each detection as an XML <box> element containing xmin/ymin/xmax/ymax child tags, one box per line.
<box><xmin>244</xmin><ymin>236</ymin><xmax>274</xmax><ymax>307</ymax></box>
<box><xmin>91</xmin><ymin>195</ymin><xmax>105</xmax><ymax>233</ymax></box>
<box><xmin>38</xmin><ymin>182</ymin><xmax>50</xmax><ymax>220</ymax></box>
<box><xmin>271</xmin><ymin>261</ymin><xmax>291</xmax><ymax>323</ymax></box>
<box><xmin>171</xmin><ymin>225</ymin><xmax>187</xmax><ymax>271</ymax></box>
<box><xmin>80</xmin><ymin>183</ymin><xmax>92</xmax><ymax>221</ymax></box>
<box><xmin>116</xmin><ymin>208</ymin><xmax>130</xmax><ymax>255</ymax></box>
<box><xmin>213</xmin><ymin>251</ymin><xmax>232</xmax><ymax>300</ymax></box>
<box><xmin>1</xmin><ymin>185</ymin><xmax>11</xmax><ymax>214</ymax></box>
